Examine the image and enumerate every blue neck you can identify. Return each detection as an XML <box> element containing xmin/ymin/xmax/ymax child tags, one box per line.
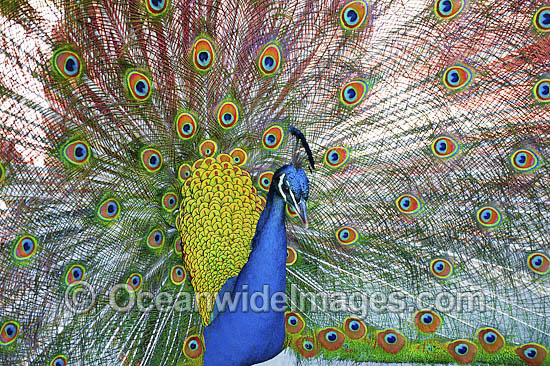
<box><xmin>203</xmin><ymin>188</ymin><xmax>288</xmax><ymax>366</ymax></box>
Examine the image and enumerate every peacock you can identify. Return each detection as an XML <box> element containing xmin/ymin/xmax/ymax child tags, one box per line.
<box><xmin>0</xmin><ymin>0</ymin><xmax>549</xmax><ymax>365</ymax></box>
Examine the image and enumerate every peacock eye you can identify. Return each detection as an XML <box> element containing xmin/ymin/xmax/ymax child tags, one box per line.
<box><xmin>170</xmin><ymin>265</ymin><xmax>186</xmax><ymax>285</ymax></box>
<box><xmin>395</xmin><ymin>194</ymin><xmax>422</xmax><ymax>215</ymax></box>
<box><xmin>262</xmin><ymin>125</ymin><xmax>285</xmax><ymax>150</ymax></box>
<box><xmin>183</xmin><ymin>335</ymin><xmax>203</xmax><ymax>359</ymax></box>
<box><xmin>430</xmin><ymin>258</ymin><xmax>453</xmax><ymax>279</ymax></box>
<box><xmin>126</xmin><ymin>273</ymin><xmax>143</xmax><ymax>292</ymax></box>
<box><xmin>414</xmin><ymin>310</ymin><xmax>441</xmax><ymax>333</ymax></box>
<box><xmin>147</xmin><ymin>228</ymin><xmax>165</xmax><ymax>249</ymax></box>
<box><xmin>527</xmin><ymin>253</ymin><xmax>550</xmax><ymax>275</ymax></box>
<box><xmin>51</xmin><ymin>355</ymin><xmax>68</xmax><ymax>366</ymax></box>
<box><xmin>431</xmin><ymin>136</ymin><xmax>460</xmax><ymax>159</ymax></box>
<box><xmin>52</xmin><ymin>50</ymin><xmax>82</xmax><ymax>78</ymax></box>
<box><xmin>62</xmin><ymin>140</ymin><xmax>91</xmax><ymax>165</ymax></box>
<box><xmin>510</xmin><ymin>149</ymin><xmax>539</xmax><ymax>171</ymax></box>
<box><xmin>146</xmin><ymin>0</ymin><xmax>167</xmax><ymax>15</ymax></box>
<box><xmin>175</xmin><ymin>112</ymin><xmax>197</xmax><ymax>140</ymax></box>
<box><xmin>476</xmin><ymin>206</ymin><xmax>502</xmax><ymax>228</ymax></box>
<box><xmin>192</xmin><ymin>38</ymin><xmax>215</xmax><ymax>72</ymax></box>
<box><xmin>258</xmin><ymin>171</ymin><xmax>274</xmax><ymax>191</ymax></box>
<box><xmin>533</xmin><ymin>7</ymin><xmax>550</xmax><ymax>32</ymax></box>
<box><xmin>340</xmin><ymin>79</ymin><xmax>368</xmax><ymax>107</ymax></box>
<box><xmin>216</xmin><ymin>101</ymin><xmax>239</xmax><ymax>129</ymax></box>
<box><xmin>533</xmin><ymin>79</ymin><xmax>550</xmax><ymax>103</ymax></box>
<box><xmin>65</xmin><ymin>264</ymin><xmax>86</xmax><ymax>286</ymax></box>
<box><xmin>434</xmin><ymin>0</ymin><xmax>466</xmax><ymax>20</ymax></box>
<box><xmin>443</xmin><ymin>64</ymin><xmax>473</xmax><ymax>90</ymax></box>
<box><xmin>125</xmin><ymin>70</ymin><xmax>152</xmax><ymax>101</ymax></box>
<box><xmin>340</xmin><ymin>0</ymin><xmax>369</xmax><ymax>30</ymax></box>
<box><xmin>0</xmin><ymin>321</ymin><xmax>20</xmax><ymax>346</ymax></box>
<box><xmin>141</xmin><ymin>148</ymin><xmax>163</xmax><ymax>172</ymax></box>
<box><xmin>13</xmin><ymin>234</ymin><xmax>38</xmax><ymax>261</ymax></box>
<box><xmin>258</xmin><ymin>42</ymin><xmax>282</xmax><ymax>76</ymax></box>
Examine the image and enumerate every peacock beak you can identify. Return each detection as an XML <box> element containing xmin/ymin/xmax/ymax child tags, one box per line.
<box><xmin>297</xmin><ymin>200</ymin><xmax>308</xmax><ymax>228</ymax></box>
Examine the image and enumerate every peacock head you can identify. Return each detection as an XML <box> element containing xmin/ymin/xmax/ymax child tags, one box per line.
<box><xmin>272</xmin><ymin>164</ymin><xmax>309</xmax><ymax>227</ymax></box>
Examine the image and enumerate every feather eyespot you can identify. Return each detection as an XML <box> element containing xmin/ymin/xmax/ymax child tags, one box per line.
<box><xmin>510</xmin><ymin>149</ymin><xmax>540</xmax><ymax>172</ymax></box>
<box><xmin>396</xmin><ymin>194</ymin><xmax>422</xmax><ymax>215</ymax></box>
<box><xmin>192</xmin><ymin>38</ymin><xmax>215</xmax><ymax>72</ymax></box>
<box><xmin>65</xmin><ymin>264</ymin><xmax>86</xmax><ymax>286</ymax></box>
<box><xmin>533</xmin><ymin>79</ymin><xmax>550</xmax><ymax>103</ymax></box>
<box><xmin>12</xmin><ymin>234</ymin><xmax>38</xmax><ymax>262</ymax></box>
<box><xmin>258</xmin><ymin>171</ymin><xmax>274</xmax><ymax>191</ymax></box>
<box><xmin>216</xmin><ymin>101</ymin><xmax>239</xmax><ymax>129</ymax></box>
<box><xmin>258</xmin><ymin>42</ymin><xmax>282</xmax><ymax>76</ymax></box>
<box><xmin>378</xmin><ymin>329</ymin><xmax>406</xmax><ymax>354</ymax></box>
<box><xmin>262</xmin><ymin>125</ymin><xmax>285</xmax><ymax>150</ymax></box>
<box><xmin>476</xmin><ymin>206</ymin><xmax>502</xmax><ymax>228</ymax></box>
<box><xmin>175</xmin><ymin>112</ymin><xmax>197</xmax><ymax>140</ymax></box>
<box><xmin>285</xmin><ymin>312</ymin><xmax>304</xmax><ymax>334</ymax></box>
<box><xmin>443</xmin><ymin>64</ymin><xmax>473</xmax><ymax>90</ymax></box>
<box><xmin>146</xmin><ymin>0</ymin><xmax>168</xmax><ymax>15</ymax></box>
<box><xmin>324</xmin><ymin>147</ymin><xmax>350</xmax><ymax>168</ymax></box>
<box><xmin>125</xmin><ymin>70</ymin><xmax>151</xmax><ymax>101</ymax></box>
<box><xmin>516</xmin><ymin>344</ymin><xmax>547</xmax><ymax>366</ymax></box>
<box><xmin>178</xmin><ymin>164</ymin><xmax>192</xmax><ymax>182</ymax></box>
<box><xmin>414</xmin><ymin>310</ymin><xmax>442</xmax><ymax>334</ymax></box>
<box><xmin>199</xmin><ymin>140</ymin><xmax>218</xmax><ymax>158</ymax></box>
<box><xmin>335</xmin><ymin>226</ymin><xmax>359</xmax><ymax>246</ymax></box>
<box><xmin>286</xmin><ymin>247</ymin><xmax>297</xmax><ymax>266</ymax></box>
<box><xmin>126</xmin><ymin>273</ymin><xmax>143</xmax><ymax>292</ymax></box>
<box><xmin>183</xmin><ymin>335</ymin><xmax>203</xmax><ymax>359</ymax></box>
<box><xmin>162</xmin><ymin>192</ymin><xmax>178</xmax><ymax>212</ymax></box>
<box><xmin>340</xmin><ymin>79</ymin><xmax>368</xmax><ymax>107</ymax></box>
<box><xmin>340</xmin><ymin>0</ymin><xmax>369</xmax><ymax>30</ymax></box>
<box><xmin>0</xmin><ymin>321</ymin><xmax>20</xmax><ymax>346</ymax></box>
<box><xmin>229</xmin><ymin>148</ymin><xmax>247</xmax><ymax>166</ymax></box>
<box><xmin>52</xmin><ymin>50</ymin><xmax>81</xmax><ymax>78</ymax></box>
<box><xmin>97</xmin><ymin>198</ymin><xmax>120</xmax><ymax>221</ymax></box>
<box><xmin>50</xmin><ymin>355</ymin><xmax>68</xmax><ymax>366</ymax></box>
<box><xmin>448</xmin><ymin>340</ymin><xmax>477</xmax><ymax>364</ymax></box>
<box><xmin>296</xmin><ymin>337</ymin><xmax>319</xmax><ymax>358</ymax></box>
<box><xmin>147</xmin><ymin>228</ymin><xmax>165</xmax><ymax>249</ymax></box>
<box><xmin>430</xmin><ymin>258</ymin><xmax>453</xmax><ymax>279</ymax></box>
<box><xmin>174</xmin><ymin>237</ymin><xmax>183</xmax><ymax>256</ymax></box>
<box><xmin>170</xmin><ymin>265</ymin><xmax>186</xmax><ymax>285</ymax></box>
<box><xmin>318</xmin><ymin>328</ymin><xmax>345</xmax><ymax>351</ymax></box>
<box><xmin>140</xmin><ymin>148</ymin><xmax>162</xmax><ymax>172</ymax></box>
<box><xmin>434</xmin><ymin>0</ymin><xmax>466</xmax><ymax>20</ymax></box>
<box><xmin>343</xmin><ymin>317</ymin><xmax>366</xmax><ymax>339</ymax></box>
<box><xmin>476</xmin><ymin>328</ymin><xmax>504</xmax><ymax>354</ymax></box>
<box><xmin>527</xmin><ymin>253</ymin><xmax>550</xmax><ymax>275</ymax></box>
<box><xmin>533</xmin><ymin>7</ymin><xmax>550</xmax><ymax>32</ymax></box>
<box><xmin>62</xmin><ymin>140</ymin><xmax>91</xmax><ymax>165</ymax></box>
<box><xmin>431</xmin><ymin>136</ymin><xmax>460</xmax><ymax>159</ymax></box>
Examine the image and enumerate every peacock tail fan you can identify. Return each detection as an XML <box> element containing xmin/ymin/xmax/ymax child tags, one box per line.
<box><xmin>0</xmin><ymin>0</ymin><xmax>549</xmax><ymax>365</ymax></box>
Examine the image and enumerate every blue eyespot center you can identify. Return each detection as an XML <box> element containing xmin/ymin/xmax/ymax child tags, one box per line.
<box><xmin>223</xmin><ymin>113</ymin><xmax>233</xmax><ymax>122</ymax></box>
<box><xmin>183</xmin><ymin>123</ymin><xmax>192</xmax><ymax>132</ymax></box>
<box><xmin>345</xmin><ymin>9</ymin><xmax>359</xmax><ymax>25</ymax></box>
<box><xmin>435</xmin><ymin>261</ymin><xmax>445</xmax><ymax>272</ymax></box>
<box><xmin>525</xmin><ymin>347</ymin><xmax>537</xmax><ymax>359</ymax></box>
<box><xmin>263</xmin><ymin>56</ymin><xmax>275</xmax><ymax>71</ymax></box>
<box><xmin>198</xmin><ymin>51</ymin><xmax>210</xmax><ymax>65</ymax></box>
<box><xmin>455</xmin><ymin>344</ymin><xmax>468</xmax><ymax>355</ymax></box>
<box><xmin>289</xmin><ymin>316</ymin><xmax>298</xmax><ymax>326</ymax></box>
<box><xmin>330</xmin><ymin>152</ymin><xmax>339</xmax><ymax>162</ymax></box>
<box><xmin>136</xmin><ymin>80</ymin><xmax>148</xmax><ymax>95</ymax></box>
<box><xmin>189</xmin><ymin>340</ymin><xmax>198</xmax><ymax>350</ymax></box>
<box><xmin>385</xmin><ymin>334</ymin><xmax>397</xmax><ymax>344</ymax></box>
<box><xmin>73</xmin><ymin>268</ymin><xmax>82</xmax><ymax>279</ymax></box>
<box><xmin>346</xmin><ymin>87</ymin><xmax>356</xmax><ymax>100</ymax></box>
<box><xmin>326</xmin><ymin>331</ymin><xmax>337</xmax><ymax>342</ymax></box>
<box><xmin>422</xmin><ymin>314</ymin><xmax>433</xmax><ymax>324</ymax></box>
<box><xmin>65</xmin><ymin>57</ymin><xmax>78</xmax><ymax>75</ymax></box>
<box><xmin>484</xmin><ymin>332</ymin><xmax>497</xmax><ymax>344</ymax></box>
<box><xmin>6</xmin><ymin>325</ymin><xmax>15</xmax><ymax>336</ymax></box>
<box><xmin>267</xmin><ymin>134</ymin><xmax>276</xmax><ymax>144</ymax></box>
<box><xmin>440</xmin><ymin>0</ymin><xmax>452</xmax><ymax>14</ymax></box>
<box><xmin>448</xmin><ymin>70</ymin><xmax>459</xmax><ymax>85</ymax></box>
<box><xmin>350</xmin><ymin>321</ymin><xmax>360</xmax><ymax>331</ymax></box>
<box><xmin>304</xmin><ymin>341</ymin><xmax>313</xmax><ymax>350</ymax></box>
